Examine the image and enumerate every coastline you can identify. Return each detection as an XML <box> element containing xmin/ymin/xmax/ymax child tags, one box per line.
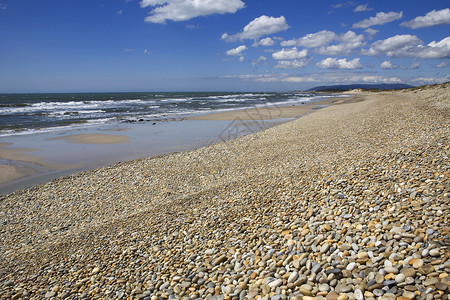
<box><xmin>0</xmin><ymin>85</ymin><xmax>449</xmax><ymax>299</ymax></box>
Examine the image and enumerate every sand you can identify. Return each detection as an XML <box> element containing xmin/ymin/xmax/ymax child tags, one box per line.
<box><xmin>49</xmin><ymin>133</ymin><xmax>130</xmax><ymax>144</ymax></box>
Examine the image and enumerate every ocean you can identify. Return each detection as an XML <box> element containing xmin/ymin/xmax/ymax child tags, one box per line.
<box><xmin>0</xmin><ymin>92</ymin><xmax>339</xmax><ymax>137</ymax></box>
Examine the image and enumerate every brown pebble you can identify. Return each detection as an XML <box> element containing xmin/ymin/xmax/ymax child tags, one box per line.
<box><xmin>327</xmin><ymin>291</ymin><xmax>339</xmax><ymax>300</ymax></box>
<box><xmin>435</xmin><ymin>282</ymin><xmax>448</xmax><ymax>291</ymax></box>
<box><xmin>404</xmin><ymin>285</ymin><xmax>418</xmax><ymax>291</ymax></box>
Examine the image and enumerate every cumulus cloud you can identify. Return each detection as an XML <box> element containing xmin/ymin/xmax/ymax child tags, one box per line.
<box><xmin>272</xmin><ymin>48</ymin><xmax>308</xmax><ymax>60</ymax></box>
<box><xmin>353</xmin><ymin>11</ymin><xmax>403</xmax><ymax>28</ymax></box>
<box><xmin>315</xmin><ymin>31</ymin><xmax>365</xmax><ymax>55</ymax></box>
<box><xmin>316</xmin><ymin>58</ymin><xmax>363</xmax><ymax>69</ymax></box>
<box><xmin>226</xmin><ymin>45</ymin><xmax>247</xmax><ymax>56</ymax></box>
<box><xmin>364</xmin><ymin>28</ymin><xmax>379</xmax><ymax>39</ymax></box>
<box><xmin>254</xmin><ymin>37</ymin><xmax>276</xmax><ymax>47</ymax></box>
<box><xmin>222</xmin><ymin>15</ymin><xmax>289</xmax><ymax>42</ymax></box>
<box><xmin>140</xmin><ymin>0</ymin><xmax>245</xmax><ymax>23</ymax></box>
<box><xmin>281</xmin><ymin>30</ymin><xmax>364</xmax><ymax>56</ymax></box>
<box><xmin>401</xmin><ymin>8</ymin><xmax>450</xmax><ymax>29</ymax></box>
<box><xmin>436</xmin><ymin>61</ymin><xmax>449</xmax><ymax>68</ymax></box>
<box><xmin>281</xmin><ymin>30</ymin><xmax>336</xmax><ymax>48</ymax></box>
<box><xmin>380</xmin><ymin>60</ymin><xmax>404</xmax><ymax>69</ymax></box>
<box><xmin>364</xmin><ymin>34</ymin><xmax>422</xmax><ymax>56</ymax></box>
<box><xmin>354</xmin><ymin>4</ymin><xmax>373</xmax><ymax>12</ymax></box>
<box><xmin>274</xmin><ymin>58</ymin><xmax>313</xmax><ymax>69</ymax></box>
<box><xmin>420</xmin><ymin>37</ymin><xmax>450</xmax><ymax>58</ymax></box>
<box><xmin>365</xmin><ymin>35</ymin><xmax>450</xmax><ymax>59</ymax></box>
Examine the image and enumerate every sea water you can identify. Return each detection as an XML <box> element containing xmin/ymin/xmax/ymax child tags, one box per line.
<box><xmin>0</xmin><ymin>92</ymin><xmax>340</xmax><ymax>137</ymax></box>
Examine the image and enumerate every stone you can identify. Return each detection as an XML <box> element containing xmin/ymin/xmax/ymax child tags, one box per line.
<box><xmin>402</xmin><ymin>268</ymin><xmax>416</xmax><ymax>277</ymax></box>
<box><xmin>326</xmin><ymin>291</ymin><xmax>339</xmax><ymax>300</ymax></box>
<box><xmin>288</xmin><ymin>271</ymin><xmax>298</xmax><ymax>283</ymax></box>
<box><xmin>319</xmin><ymin>283</ymin><xmax>330</xmax><ymax>292</ymax></box>
<box><xmin>354</xmin><ymin>289</ymin><xmax>363</xmax><ymax>300</ymax></box>
<box><xmin>435</xmin><ymin>282</ymin><xmax>448</xmax><ymax>291</ymax></box>
<box><xmin>311</xmin><ymin>263</ymin><xmax>321</xmax><ymax>274</ymax></box>
<box><xmin>268</xmin><ymin>279</ymin><xmax>282</xmax><ymax>288</ymax></box>
<box><xmin>423</xmin><ymin>277</ymin><xmax>438</xmax><ymax>286</ymax></box>
<box><xmin>326</xmin><ymin>268</ymin><xmax>343</xmax><ymax>275</ymax></box>
<box><xmin>346</xmin><ymin>262</ymin><xmax>356</xmax><ymax>271</ymax></box>
<box><xmin>395</xmin><ymin>274</ymin><xmax>406</xmax><ymax>283</ymax></box>
<box><xmin>429</xmin><ymin>249</ymin><xmax>440</xmax><ymax>257</ymax></box>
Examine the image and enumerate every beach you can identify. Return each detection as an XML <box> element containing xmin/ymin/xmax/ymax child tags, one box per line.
<box><xmin>0</xmin><ymin>92</ymin><xmax>338</xmax><ymax>194</ymax></box>
<box><xmin>0</xmin><ymin>83</ymin><xmax>449</xmax><ymax>299</ymax></box>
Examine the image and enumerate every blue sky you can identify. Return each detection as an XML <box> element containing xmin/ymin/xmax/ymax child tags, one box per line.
<box><xmin>0</xmin><ymin>0</ymin><xmax>449</xmax><ymax>92</ymax></box>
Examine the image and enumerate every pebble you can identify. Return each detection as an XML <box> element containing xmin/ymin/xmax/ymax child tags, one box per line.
<box><xmin>429</xmin><ymin>249</ymin><xmax>440</xmax><ymax>257</ymax></box>
<box><xmin>354</xmin><ymin>289</ymin><xmax>364</xmax><ymax>300</ymax></box>
<box><xmin>395</xmin><ymin>274</ymin><xmax>405</xmax><ymax>283</ymax></box>
<box><xmin>435</xmin><ymin>282</ymin><xmax>448</xmax><ymax>291</ymax></box>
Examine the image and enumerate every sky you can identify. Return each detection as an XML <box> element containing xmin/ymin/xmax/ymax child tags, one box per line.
<box><xmin>0</xmin><ymin>0</ymin><xmax>449</xmax><ymax>92</ymax></box>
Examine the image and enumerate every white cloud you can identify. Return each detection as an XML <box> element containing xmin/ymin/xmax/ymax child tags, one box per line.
<box><xmin>365</xmin><ymin>35</ymin><xmax>450</xmax><ymax>59</ymax></box>
<box><xmin>222</xmin><ymin>15</ymin><xmax>289</xmax><ymax>42</ymax></box>
<box><xmin>331</xmin><ymin>2</ymin><xmax>356</xmax><ymax>9</ymax></box>
<box><xmin>274</xmin><ymin>58</ymin><xmax>313</xmax><ymax>69</ymax></box>
<box><xmin>272</xmin><ymin>48</ymin><xmax>308</xmax><ymax>60</ymax></box>
<box><xmin>401</xmin><ymin>8</ymin><xmax>450</xmax><ymax>29</ymax></box>
<box><xmin>224</xmin><ymin>71</ymin><xmax>402</xmax><ymax>85</ymax></box>
<box><xmin>281</xmin><ymin>30</ymin><xmax>364</xmax><ymax>56</ymax></box>
<box><xmin>117</xmin><ymin>10</ymin><xmax>123</xmax><ymax>15</ymax></box>
<box><xmin>436</xmin><ymin>61</ymin><xmax>449</xmax><ymax>68</ymax></box>
<box><xmin>124</xmin><ymin>48</ymin><xmax>136</xmax><ymax>52</ymax></box>
<box><xmin>0</xmin><ymin>3</ymin><xmax>7</xmax><ymax>10</ymax></box>
<box><xmin>315</xmin><ymin>31</ymin><xmax>364</xmax><ymax>55</ymax></box>
<box><xmin>380</xmin><ymin>60</ymin><xmax>396</xmax><ymax>69</ymax></box>
<box><xmin>281</xmin><ymin>30</ymin><xmax>337</xmax><ymax>48</ymax></box>
<box><xmin>250</xmin><ymin>56</ymin><xmax>267</xmax><ymax>65</ymax></box>
<box><xmin>239</xmin><ymin>56</ymin><xmax>245</xmax><ymax>62</ymax></box>
<box><xmin>353</xmin><ymin>11</ymin><xmax>403</xmax><ymax>28</ymax></box>
<box><xmin>226</xmin><ymin>45</ymin><xmax>247</xmax><ymax>56</ymax></box>
<box><xmin>144</xmin><ymin>49</ymin><xmax>150</xmax><ymax>55</ymax></box>
<box><xmin>410</xmin><ymin>61</ymin><xmax>420</xmax><ymax>69</ymax></box>
<box><xmin>410</xmin><ymin>75</ymin><xmax>450</xmax><ymax>84</ymax></box>
<box><xmin>420</xmin><ymin>37</ymin><xmax>450</xmax><ymax>59</ymax></box>
<box><xmin>364</xmin><ymin>34</ymin><xmax>422</xmax><ymax>56</ymax></box>
<box><xmin>140</xmin><ymin>0</ymin><xmax>245</xmax><ymax>23</ymax></box>
<box><xmin>364</xmin><ymin>28</ymin><xmax>379</xmax><ymax>39</ymax></box>
<box><xmin>354</xmin><ymin>4</ymin><xmax>373</xmax><ymax>12</ymax></box>
<box><xmin>254</xmin><ymin>37</ymin><xmax>276</xmax><ymax>47</ymax></box>
<box><xmin>186</xmin><ymin>24</ymin><xmax>200</xmax><ymax>29</ymax></box>
<box><xmin>316</xmin><ymin>57</ymin><xmax>363</xmax><ymax>69</ymax></box>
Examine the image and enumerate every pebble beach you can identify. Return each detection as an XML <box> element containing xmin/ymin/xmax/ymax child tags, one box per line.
<box><xmin>0</xmin><ymin>83</ymin><xmax>449</xmax><ymax>299</ymax></box>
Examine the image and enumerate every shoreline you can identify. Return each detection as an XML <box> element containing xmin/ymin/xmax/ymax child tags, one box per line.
<box><xmin>0</xmin><ymin>96</ymin><xmax>346</xmax><ymax>194</ymax></box>
<box><xmin>0</xmin><ymin>84</ymin><xmax>449</xmax><ymax>298</ymax></box>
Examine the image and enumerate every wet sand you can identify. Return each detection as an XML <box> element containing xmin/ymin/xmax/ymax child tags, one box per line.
<box><xmin>48</xmin><ymin>133</ymin><xmax>130</xmax><ymax>144</ymax></box>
